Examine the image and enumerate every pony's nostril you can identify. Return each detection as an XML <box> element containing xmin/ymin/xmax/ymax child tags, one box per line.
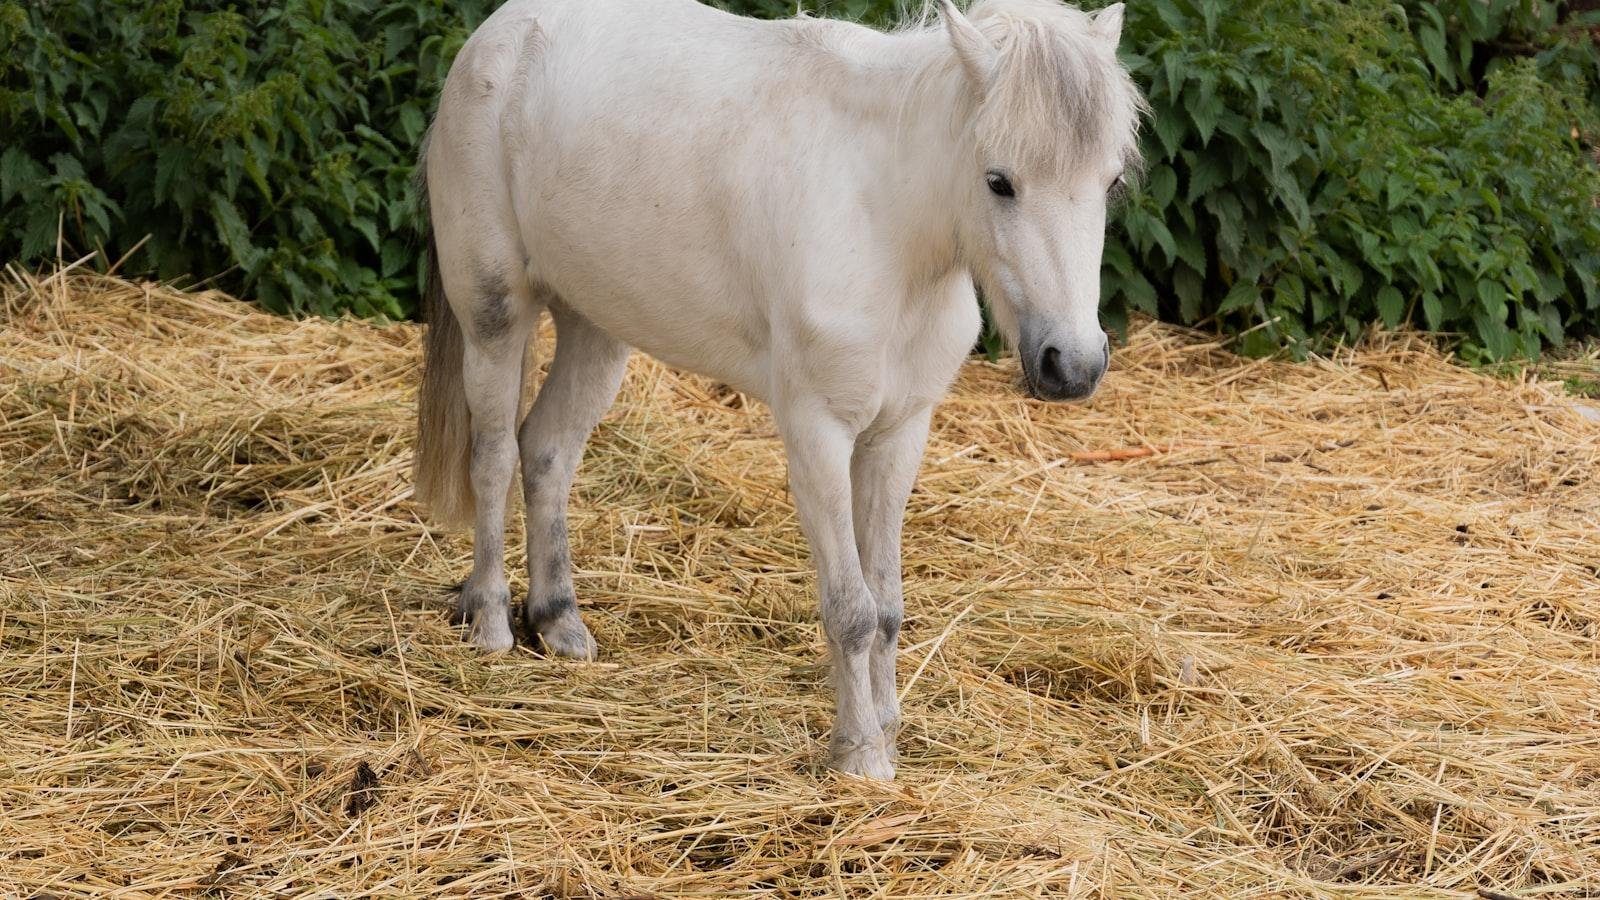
<box><xmin>1039</xmin><ymin>346</ymin><xmax>1065</xmax><ymax>388</ymax></box>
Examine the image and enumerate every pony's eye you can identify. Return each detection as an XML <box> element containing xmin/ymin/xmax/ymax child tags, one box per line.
<box><xmin>986</xmin><ymin>171</ymin><xmax>1015</xmax><ymax>198</ymax></box>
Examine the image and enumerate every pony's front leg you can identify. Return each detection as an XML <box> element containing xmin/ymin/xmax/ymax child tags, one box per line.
<box><xmin>776</xmin><ymin>405</ymin><xmax>893</xmax><ymax>779</ymax></box>
<box><xmin>851</xmin><ymin>406</ymin><xmax>933</xmax><ymax>761</ymax></box>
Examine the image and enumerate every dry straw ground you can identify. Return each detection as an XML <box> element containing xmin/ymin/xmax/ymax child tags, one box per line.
<box><xmin>2</xmin><ymin>267</ymin><xmax>1598</xmax><ymax>898</ymax></box>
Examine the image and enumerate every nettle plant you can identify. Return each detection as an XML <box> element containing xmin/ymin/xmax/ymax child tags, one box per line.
<box><xmin>3</xmin><ymin>0</ymin><xmax>1597</xmax><ymax>355</ymax></box>
<box><xmin>0</xmin><ymin>0</ymin><xmax>493</xmax><ymax>318</ymax></box>
<box><xmin>712</xmin><ymin>0</ymin><xmax>900</xmax><ymax>21</ymax></box>
<box><xmin>1103</xmin><ymin>0</ymin><xmax>1600</xmax><ymax>359</ymax></box>
<box><xmin>1404</xmin><ymin>0</ymin><xmax>1600</xmax><ymax>107</ymax></box>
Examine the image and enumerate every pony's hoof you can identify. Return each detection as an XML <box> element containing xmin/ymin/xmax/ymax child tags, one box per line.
<box><xmin>454</xmin><ymin>588</ymin><xmax>515</xmax><ymax>652</ymax></box>
<box><xmin>878</xmin><ymin>708</ymin><xmax>901</xmax><ymax>737</ymax></box>
<box><xmin>469</xmin><ymin>617</ymin><xmax>516</xmax><ymax>653</ymax></box>
<box><xmin>831</xmin><ymin>738</ymin><xmax>897</xmax><ymax>780</ymax></box>
<box><xmin>878</xmin><ymin>714</ymin><xmax>901</xmax><ymax>765</ymax></box>
<box><xmin>530</xmin><ymin>611</ymin><xmax>598</xmax><ymax>660</ymax></box>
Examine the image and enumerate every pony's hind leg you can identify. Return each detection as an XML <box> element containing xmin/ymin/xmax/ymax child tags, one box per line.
<box><xmin>452</xmin><ymin>270</ymin><xmax>540</xmax><ymax>652</ymax></box>
<box><xmin>518</xmin><ymin>301</ymin><xmax>629</xmax><ymax>658</ymax></box>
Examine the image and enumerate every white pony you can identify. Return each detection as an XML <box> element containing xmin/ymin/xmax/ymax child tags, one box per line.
<box><xmin>414</xmin><ymin>0</ymin><xmax>1144</xmax><ymax>778</ymax></box>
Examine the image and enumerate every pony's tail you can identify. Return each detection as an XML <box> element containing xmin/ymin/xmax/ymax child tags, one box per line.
<box><xmin>413</xmin><ymin>166</ymin><xmax>476</xmax><ymax>529</ymax></box>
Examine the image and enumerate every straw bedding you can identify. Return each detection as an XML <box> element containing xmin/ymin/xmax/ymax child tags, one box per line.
<box><xmin>2</xmin><ymin>268</ymin><xmax>1597</xmax><ymax>898</ymax></box>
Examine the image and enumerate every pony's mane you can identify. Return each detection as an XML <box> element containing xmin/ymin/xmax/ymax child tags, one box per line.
<box><xmin>898</xmin><ymin>0</ymin><xmax>1147</xmax><ymax>176</ymax></box>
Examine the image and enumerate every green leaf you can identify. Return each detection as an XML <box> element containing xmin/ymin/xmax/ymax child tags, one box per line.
<box><xmin>1326</xmin><ymin>251</ymin><xmax>1362</xmax><ymax>299</ymax></box>
<box><xmin>1473</xmin><ymin>312</ymin><xmax>1513</xmax><ymax>360</ymax></box>
<box><xmin>351</xmin><ymin>216</ymin><xmax>381</xmax><ymax>254</ymax></box>
<box><xmin>1121</xmin><ymin>269</ymin><xmax>1158</xmax><ymax>315</ymax></box>
<box><xmin>1539</xmin><ymin>304</ymin><xmax>1564</xmax><ymax>344</ymax></box>
<box><xmin>154</xmin><ymin>147</ymin><xmax>195</xmax><ymax>209</ymax></box>
<box><xmin>1417</xmin><ymin>22</ymin><xmax>1453</xmax><ymax>87</ymax></box>
<box><xmin>49</xmin><ymin>153</ymin><xmax>86</xmax><ymax>181</ymax></box>
<box><xmin>1206</xmin><ymin>191</ymin><xmax>1244</xmax><ymax>262</ymax></box>
<box><xmin>244</xmin><ymin>135</ymin><xmax>274</xmax><ymax>202</ymax></box>
<box><xmin>1143</xmin><ymin>214</ymin><xmax>1177</xmax><ymax>266</ymax></box>
<box><xmin>1384</xmin><ymin>172</ymin><xmax>1416</xmax><ymax>212</ymax></box>
<box><xmin>1421</xmin><ymin>294</ymin><xmax>1444</xmax><ymax>331</ymax></box>
<box><xmin>1174</xmin><ymin>263</ymin><xmax>1203</xmax><ymax>320</ymax></box>
<box><xmin>1185</xmin><ymin>153</ymin><xmax>1228</xmax><ymax>203</ymax></box>
<box><xmin>1218</xmin><ymin>280</ymin><xmax>1261</xmax><ymax>315</ymax></box>
<box><xmin>1375</xmin><ymin>286</ymin><xmax>1404</xmax><ymax>328</ymax></box>
<box><xmin>1475</xmin><ymin>280</ymin><xmax>1507</xmax><ymax>321</ymax></box>
<box><xmin>1153</xmin><ymin>0</ymin><xmax>1190</xmax><ymax>33</ymax></box>
<box><xmin>398</xmin><ymin>104</ymin><xmax>427</xmax><ymax>145</ymax></box>
<box><xmin>1189</xmin><ymin>91</ymin><xmax>1225</xmax><ymax>146</ymax></box>
<box><xmin>0</xmin><ymin>147</ymin><xmax>45</xmax><ymax>204</ymax></box>
<box><xmin>1173</xmin><ymin>224</ymin><xmax>1207</xmax><ymax>275</ymax></box>
<box><xmin>1147</xmin><ymin>165</ymin><xmax>1178</xmax><ymax>209</ymax></box>
<box><xmin>1151</xmin><ymin>104</ymin><xmax>1188</xmax><ymax>159</ymax></box>
<box><xmin>1255</xmin><ymin>122</ymin><xmax>1302</xmax><ymax>174</ymax></box>
<box><xmin>1310</xmin><ymin>289</ymin><xmax>1337</xmax><ymax>324</ymax></box>
<box><xmin>381</xmin><ymin>237</ymin><xmax>409</xmax><ymax>278</ymax></box>
<box><xmin>21</xmin><ymin>205</ymin><xmax>59</xmax><ymax>260</ymax></box>
<box><xmin>1267</xmin><ymin>169</ymin><xmax>1311</xmax><ymax>231</ymax></box>
<box><xmin>210</xmin><ymin>195</ymin><xmax>262</xmax><ymax>269</ymax></box>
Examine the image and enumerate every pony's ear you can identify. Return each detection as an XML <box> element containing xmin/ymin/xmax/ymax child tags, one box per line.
<box><xmin>935</xmin><ymin>0</ymin><xmax>996</xmax><ymax>90</ymax></box>
<box><xmin>1092</xmin><ymin>3</ymin><xmax>1125</xmax><ymax>45</ymax></box>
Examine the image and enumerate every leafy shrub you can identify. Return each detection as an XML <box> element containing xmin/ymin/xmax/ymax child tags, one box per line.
<box><xmin>3</xmin><ymin>0</ymin><xmax>1598</xmax><ymax>360</ymax></box>
<box><xmin>711</xmin><ymin>0</ymin><xmax>899</xmax><ymax>21</ymax></box>
<box><xmin>0</xmin><ymin>0</ymin><xmax>493</xmax><ymax>317</ymax></box>
<box><xmin>1402</xmin><ymin>0</ymin><xmax>1600</xmax><ymax>108</ymax></box>
<box><xmin>1100</xmin><ymin>0</ymin><xmax>1600</xmax><ymax>359</ymax></box>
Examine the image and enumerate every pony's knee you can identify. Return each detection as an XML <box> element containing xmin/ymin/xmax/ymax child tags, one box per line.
<box><xmin>877</xmin><ymin>606</ymin><xmax>902</xmax><ymax>646</ymax></box>
<box><xmin>520</xmin><ymin>444</ymin><xmax>556</xmax><ymax>486</ymax></box>
<box><xmin>466</xmin><ymin>262</ymin><xmax>543</xmax><ymax>348</ymax></box>
<box><xmin>472</xmin><ymin>268</ymin><xmax>516</xmax><ymax>341</ymax></box>
<box><xmin>471</xmin><ymin>427</ymin><xmax>517</xmax><ymax>470</ymax></box>
<box><xmin>822</xmin><ymin>585</ymin><xmax>877</xmax><ymax>656</ymax></box>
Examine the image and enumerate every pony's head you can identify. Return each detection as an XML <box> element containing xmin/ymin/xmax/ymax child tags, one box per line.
<box><xmin>935</xmin><ymin>0</ymin><xmax>1145</xmax><ymax>401</ymax></box>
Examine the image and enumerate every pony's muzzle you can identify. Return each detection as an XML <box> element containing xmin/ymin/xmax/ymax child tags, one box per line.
<box><xmin>1024</xmin><ymin>333</ymin><xmax>1108</xmax><ymax>402</ymax></box>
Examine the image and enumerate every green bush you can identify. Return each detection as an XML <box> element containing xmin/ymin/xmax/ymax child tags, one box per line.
<box><xmin>1102</xmin><ymin>0</ymin><xmax>1600</xmax><ymax>359</ymax></box>
<box><xmin>710</xmin><ymin>0</ymin><xmax>898</xmax><ymax>21</ymax></box>
<box><xmin>0</xmin><ymin>0</ymin><xmax>493</xmax><ymax>317</ymax></box>
<box><xmin>1402</xmin><ymin>0</ymin><xmax>1600</xmax><ymax>109</ymax></box>
<box><xmin>3</xmin><ymin>0</ymin><xmax>1598</xmax><ymax>359</ymax></box>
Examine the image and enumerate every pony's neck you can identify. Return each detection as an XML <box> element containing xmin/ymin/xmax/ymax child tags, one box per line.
<box><xmin>798</xmin><ymin>22</ymin><xmax>980</xmax><ymax>290</ymax></box>
<box><xmin>883</xmin><ymin>31</ymin><xmax>982</xmax><ymax>288</ymax></box>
